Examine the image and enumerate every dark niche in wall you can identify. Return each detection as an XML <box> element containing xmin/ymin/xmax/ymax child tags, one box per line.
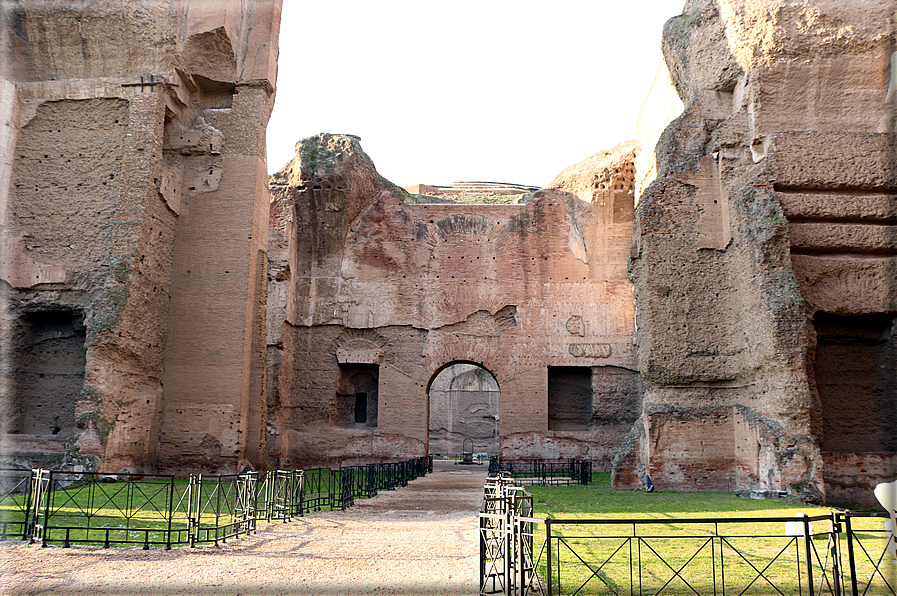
<box><xmin>335</xmin><ymin>364</ymin><xmax>378</xmax><ymax>428</ymax></box>
<box><xmin>548</xmin><ymin>366</ymin><xmax>593</xmax><ymax>431</ymax></box>
<box><xmin>814</xmin><ymin>312</ymin><xmax>896</xmax><ymax>452</ymax></box>
<box><xmin>9</xmin><ymin>310</ymin><xmax>86</xmax><ymax>436</ymax></box>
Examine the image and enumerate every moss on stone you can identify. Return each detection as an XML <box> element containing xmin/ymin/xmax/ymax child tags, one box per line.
<box><xmin>301</xmin><ymin>136</ymin><xmax>319</xmax><ymax>174</ymax></box>
<box><xmin>611</xmin><ymin>420</ymin><xmax>644</xmax><ymax>468</ymax></box>
<box><xmin>77</xmin><ymin>386</ymin><xmax>104</xmax><ymax>403</ymax></box>
<box><xmin>87</xmin><ymin>283</ymin><xmax>130</xmax><ymax>340</ymax></box>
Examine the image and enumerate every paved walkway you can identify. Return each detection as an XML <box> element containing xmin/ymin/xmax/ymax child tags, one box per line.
<box><xmin>0</xmin><ymin>460</ymin><xmax>489</xmax><ymax>595</ymax></box>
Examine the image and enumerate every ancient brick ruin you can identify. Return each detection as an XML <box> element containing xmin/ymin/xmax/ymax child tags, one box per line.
<box><xmin>616</xmin><ymin>0</ymin><xmax>897</xmax><ymax>506</ymax></box>
<box><xmin>2</xmin><ymin>0</ymin><xmax>895</xmax><ymax>506</ymax></box>
<box><xmin>0</xmin><ymin>0</ymin><xmax>280</xmax><ymax>473</ymax></box>
<box><xmin>265</xmin><ymin>133</ymin><xmax>640</xmax><ymax>469</ymax></box>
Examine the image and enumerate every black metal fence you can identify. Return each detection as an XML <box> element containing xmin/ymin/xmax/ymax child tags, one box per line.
<box><xmin>480</xmin><ymin>478</ymin><xmax>897</xmax><ymax>596</ymax></box>
<box><xmin>489</xmin><ymin>458</ymin><xmax>592</xmax><ymax>486</ymax></box>
<box><xmin>0</xmin><ymin>457</ymin><xmax>431</xmax><ymax>549</ymax></box>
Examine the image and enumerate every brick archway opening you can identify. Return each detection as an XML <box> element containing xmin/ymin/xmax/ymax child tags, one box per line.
<box><xmin>427</xmin><ymin>361</ymin><xmax>500</xmax><ymax>458</ymax></box>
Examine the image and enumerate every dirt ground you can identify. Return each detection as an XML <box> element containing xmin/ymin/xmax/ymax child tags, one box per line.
<box><xmin>0</xmin><ymin>460</ymin><xmax>489</xmax><ymax>595</ymax></box>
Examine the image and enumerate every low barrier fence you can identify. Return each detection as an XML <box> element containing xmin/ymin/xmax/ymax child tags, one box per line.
<box><xmin>480</xmin><ymin>476</ymin><xmax>897</xmax><ymax>596</ymax></box>
<box><xmin>0</xmin><ymin>457</ymin><xmax>430</xmax><ymax>549</ymax></box>
<box><xmin>0</xmin><ymin>469</ymin><xmax>33</xmax><ymax>541</ymax></box>
<box><xmin>489</xmin><ymin>458</ymin><xmax>592</xmax><ymax>486</ymax></box>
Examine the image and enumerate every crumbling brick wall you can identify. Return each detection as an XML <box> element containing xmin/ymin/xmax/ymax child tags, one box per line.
<box><xmin>621</xmin><ymin>0</ymin><xmax>896</xmax><ymax>505</ymax></box>
<box><xmin>0</xmin><ymin>0</ymin><xmax>281</xmax><ymax>474</ymax></box>
<box><xmin>272</xmin><ymin>133</ymin><xmax>641</xmax><ymax>469</ymax></box>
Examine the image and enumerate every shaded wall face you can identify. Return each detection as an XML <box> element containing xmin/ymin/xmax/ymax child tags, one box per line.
<box><xmin>548</xmin><ymin>367</ymin><xmax>592</xmax><ymax>431</ymax></box>
<box><xmin>814</xmin><ymin>314</ymin><xmax>896</xmax><ymax>453</ymax></box>
<box><xmin>336</xmin><ymin>365</ymin><xmax>378</xmax><ymax>428</ymax></box>
<box><xmin>1</xmin><ymin>93</ymin><xmax>161</xmax><ymax>471</ymax></box>
<box><xmin>547</xmin><ymin>366</ymin><xmax>642</xmax><ymax>433</ymax></box>
<box><xmin>7</xmin><ymin>312</ymin><xmax>85</xmax><ymax>436</ymax></box>
<box><xmin>428</xmin><ymin>364</ymin><xmax>499</xmax><ymax>456</ymax></box>
<box><xmin>428</xmin><ymin>389</ymin><xmax>499</xmax><ymax>455</ymax></box>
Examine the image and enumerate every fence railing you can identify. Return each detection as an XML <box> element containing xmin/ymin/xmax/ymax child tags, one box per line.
<box><xmin>480</xmin><ymin>478</ymin><xmax>897</xmax><ymax>596</ymax></box>
<box><xmin>256</xmin><ymin>469</ymin><xmax>303</xmax><ymax>522</ymax></box>
<box><xmin>489</xmin><ymin>458</ymin><xmax>592</xmax><ymax>486</ymax></box>
<box><xmin>0</xmin><ymin>457</ymin><xmax>431</xmax><ymax>549</ymax></box>
<box><xmin>0</xmin><ymin>469</ymin><xmax>35</xmax><ymax>541</ymax></box>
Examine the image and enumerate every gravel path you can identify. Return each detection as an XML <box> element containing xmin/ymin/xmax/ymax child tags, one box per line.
<box><xmin>0</xmin><ymin>461</ymin><xmax>489</xmax><ymax>595</ymax></box>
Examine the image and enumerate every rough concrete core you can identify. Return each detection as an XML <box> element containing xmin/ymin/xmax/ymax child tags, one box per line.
<box><xmin>1</xmin><ymin>0</ymin><xmax>281</xmax><ymax>474</ymax></box>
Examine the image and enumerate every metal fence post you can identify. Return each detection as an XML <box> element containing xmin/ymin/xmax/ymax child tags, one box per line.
<box><xmin>188</xmin><ymin>474</ymin><xmax>198</xmax><ymax>547</ymax></box>
<box><xmin>40</xmin><ymin>470</ymin><xmax>52</xmax><ymax>547</ymax></box>
<box><xmin>843</xmin><ymin>513</ymin><xmax>858</xmax><ymax>596</ymax></box>
<box><xmin>23</xmin><ymin>469</ymin><xmax>36</xmax><ymax>540</ymax></box>
<box><xmin>546</xmin><ymin>518</ymin><xmax>553</xmax><ymax>596</ymax></box>
<box><xmin>214</xmin><ymin>475</ymin><xmax>222</xmax><ymax>546</ymax></box>
<box><xmin>804</xmin><ymin>514</ymin><xmax>815</xmax><ymax>596</ymax></box>
<box><xmin>479</xmin><ymin>514</ymin><xmax>487</xmax><ymax>595</ymax></box>
<box><xmin>503</xmin><ymin>492</ymin><xmax>511</xmax><ymax>596</ymax></box>
<box><xmin>166</xmin><ymin>475</ymin><xmax>175</xmax><ymax>550</ymax></box>
<box><xmin>297</xmin><ymin>470</ymin><xmax>305</xmax><ymax>516</ymax></box>
<box><xmin>831</xmin><ymin>512</ymin><xmax>842</xmax><ymax>596</ymax></box>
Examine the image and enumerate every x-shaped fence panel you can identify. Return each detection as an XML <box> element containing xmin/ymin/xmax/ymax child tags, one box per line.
<box><xmin>7</xmin><ymin>457</ymin><xmax>431</xmax><ymax>550</ymax></box>
<box><xmin>481</xmin><ymin>480</ymin><xmax>894</xmax><ymax>596</ymax></box>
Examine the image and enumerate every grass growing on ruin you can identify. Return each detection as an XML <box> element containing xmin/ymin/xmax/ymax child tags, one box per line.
<box><xmin>523</xmin><ymin>474</ymin><xmax>850</xmax><ymax>595</ymax></box>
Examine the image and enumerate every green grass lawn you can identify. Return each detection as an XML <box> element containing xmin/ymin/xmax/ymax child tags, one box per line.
<box><xmin>505</xmin><ymin>474</ymin><xmax>894</xmax><ymax>595</ymax></box>
<box><xmin>529</xmin><ymin>473</ymin><xmax>829</xmax><ymax>519</ymax></box>
<box><xmin>0</xmin><ymin>468</ymin><xmax>342</xmax><ymax>547</ymax></box>
<box><xmin>0</xmin><ymin>476</ymin><xmax>195</xmax><ymax>546</ymax></box>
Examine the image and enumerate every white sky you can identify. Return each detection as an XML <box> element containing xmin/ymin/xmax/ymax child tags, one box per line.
<box><xmin>266</xmin><ymin>1</ymin><xmax>684</xmax><ymax>188</ymax></box>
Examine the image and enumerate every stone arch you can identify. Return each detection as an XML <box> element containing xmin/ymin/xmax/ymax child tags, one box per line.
<box><xmin>427</xmin><ymin>360</ymin><xmax>501</xmax><ymax>456</ymax></box>
<box><xmin>329</xmin><ymin>328</ymin><xmax>387</xmax><ymax>365</ymax></box>
<box><xmin>407</xmin><ymin>342</ymin><xmax>518</xmax><ymax>455</ymax></box>
<box><xmin>410</xmin><ymin>343</ymin><xmax>515</xmax><ymax>395</ymax></box>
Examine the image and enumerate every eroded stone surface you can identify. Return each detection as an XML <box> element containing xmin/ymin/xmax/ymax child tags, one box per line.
<box><xmin>2</xmin><ymin>0</ymin><xmax>893</xmax><ymax>509</ymax></box>
<box><xmin>269</xmin><ymin>133</ymin><xmax>640</xmax><ymax>469</ymax></box>
<box><xmin>0</xmin><ymin>0</ymin><xmax>281</xmax><ymax>474</ymax></box>
<box><xmin>621</xmin><ymin>0</ymin><xmax>897</xmax><ymax>505</ymax></box>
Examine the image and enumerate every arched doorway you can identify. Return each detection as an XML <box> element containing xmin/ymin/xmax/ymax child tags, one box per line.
<box><xmin>428</xmin><ymin>362</ymin><xmax>500</xmax><ymax>457</ymax></box>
